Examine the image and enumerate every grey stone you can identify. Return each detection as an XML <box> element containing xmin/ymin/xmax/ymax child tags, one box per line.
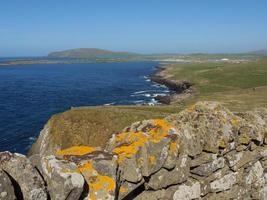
<box><xmin>225</xmin><ymin>150</ymin><xmax>259</xmax><ymax>171</ymax></box>
<box><xmin>147</xmin><ymin>154</ymin><xmax>190</xmax><ymax>190</ymax></box>
<box><xmin>190</xmin><ymin>156</ymin><xmax>225</xmax><ymax>177</ymax></box>
<box><xmin>0</xmin><ymin>170</ymin><xmax>16</xmax><ymax>200</ymax></box>
<box><xmin>0</xmin><ymin>152</ymin><xmax>47</xmax><ymax>200</ymax></box>
<box><xmin>41</xmin><ymin>155</ymin><xmax>84</xmax><ymax>200</ymax></box>
<box><xmin>190</xmin><ymin>152</ymin><xmax>217</xmax><ymax>168</ymax></box>
<box><xmin>135</xmin><ymin>190</ymin><xmax>166</xmax><ymax>200</ymax></box>
<box><xmin>210</xmin><ymin>169</ymin><xmax>243</xmax><ymax>192</ymax></box>
<box><xmin>173</xmin><ymin>179</ymin><xmax>201</xmax><ymax>200</ymax></box>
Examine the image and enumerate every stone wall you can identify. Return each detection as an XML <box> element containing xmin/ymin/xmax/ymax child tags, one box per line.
<box><xmin>1</xmin><ymin>101</ymin><xmax>267</xmax><ymax>200</ymax></box>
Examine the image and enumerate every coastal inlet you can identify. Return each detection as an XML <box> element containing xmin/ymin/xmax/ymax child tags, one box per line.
<box><xmin>0</xmin><ymin>61</ymin><xmax>170</xmax><ymax>154</ymax></box>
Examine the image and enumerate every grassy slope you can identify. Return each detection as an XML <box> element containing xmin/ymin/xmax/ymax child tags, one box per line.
<box><xmin>44</xmin><ymin>105</ymin><xmax>182</xmax><ymax>150</ymax></box>
<box><xmin>163</xmin><ymin>57</ymin><xmax>267</xmax><ymax>111</ymax></box>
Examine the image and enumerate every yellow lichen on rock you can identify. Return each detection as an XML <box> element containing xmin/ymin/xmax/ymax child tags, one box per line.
<box><xmin>78</xmin><ymin>161</ymin><xmax>116</xmax><ymax>200</ymax></box>
<box><xmin>187</xmin><ymin>104</ymin><xmax>196</xmax><ymax>113</ymax></box>
<box><xmin>231</xmin><ymin>117</ymin><xmax>240</xmax><ymax>126</ymax></box>
<box><xmin>170</xmin><ymin>141</ymin><xmax>178</xmax><ymax>153</ymax></box>
<box><xmin>119</xmin><ymin>186</ymin><xmax>127</xmax><ymax>193</ymax></box>
<box><xmin>218</xmin><ymin>138</ymin><xmax>226</xmax><ymax>148</ymax></box>
<box><xmin>56</xmin><ymin>146</ymin><xmax>96</xmax><ymax>156</ymax></box>
<box><xmin>112</xmin><ymin>119</ymin><xmax>175</xmax><ymax>163</ymax></box>
<box><xmin>149</xmin><ymin>155</ymin><xmax>156</xmax><ymax>164</ymax></box>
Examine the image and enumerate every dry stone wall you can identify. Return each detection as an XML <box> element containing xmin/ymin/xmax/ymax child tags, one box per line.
<box><xmin>1</xmin><ymin>101</ymin><xmax>267</xmax><ymax>200</ymax></box>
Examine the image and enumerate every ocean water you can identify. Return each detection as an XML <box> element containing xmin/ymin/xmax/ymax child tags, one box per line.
<box><xmin>0</xmin><ymin>61</ymin><xmax>168</xmax><ymax>154</ymax></box>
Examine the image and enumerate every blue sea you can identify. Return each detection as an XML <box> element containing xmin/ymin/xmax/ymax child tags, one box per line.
<box><xmin>0</xmin><ymin>61</ymin><xmax>168</xmax><ymax>154</ymax></box>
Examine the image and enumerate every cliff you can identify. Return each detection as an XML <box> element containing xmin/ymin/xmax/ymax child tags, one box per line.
<box><xmin>1</xmin><ymin>101</ymin><xmax>267</xmax><ymax>200</ymax></box>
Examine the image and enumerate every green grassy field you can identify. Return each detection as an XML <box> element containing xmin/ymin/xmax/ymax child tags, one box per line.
<box><xmin>163</xmin><ymin>57</ymin><xmax>267</xmax><ymax>111</ymax></box>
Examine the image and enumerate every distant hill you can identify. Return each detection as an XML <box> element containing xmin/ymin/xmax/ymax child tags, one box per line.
<box><xmin>247</xmin><ymin>49</ymin><xmax>267</xmax><ymax>55</ymax></box>
<box><xmin>48</xmin><ymin>48</ymin><xmax>141</xmax><ymax>59</ymax></box>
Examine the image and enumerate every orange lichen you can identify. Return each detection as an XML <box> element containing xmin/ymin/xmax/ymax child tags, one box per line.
<box><xmin>187</xmin><ymin>104</ymin><xmax>196</xmax><ymax>112</ymax></box>
<box><xmin>112</xmin><ymin>119</ymin><xmax>175</xmax><ymax>163</ymax></box>
<box><xmin>78</xmin><ymin>161</ymin><xmax>116</xmax><ymax>200</ymax></box>
<box><xmin>57</xmin><ymin>146</ymin><xmax>96</xmax><ymax>156</ymax></box>
<box><xmin>170</xmin><ymin>141</ymin><xmax>178</xmax><ymax>153</ymax></box>
<box><xmin>119</xmin><ymin>186</ymin><xmax>127</xmax><ymax>193</ymax></box>
<box><xmin>149</xmin><ymin>155</ymin><xmax>156</xmax><ymax>164</ymax></box>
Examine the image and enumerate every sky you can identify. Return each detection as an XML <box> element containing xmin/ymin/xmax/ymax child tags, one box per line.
<box><xmin>0</xmin><ymin>0</ymin><xmax>267</xmax><ymax>57</ymax></box>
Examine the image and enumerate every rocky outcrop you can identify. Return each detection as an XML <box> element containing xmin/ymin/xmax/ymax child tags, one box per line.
<box><xmin>1</xmin><ymin>101</ymin><xmax>267</xmax><ymax>199</ymax></box>
<box><xmin>150</xmin><ymin>69</ymin><xmax>195</xmax><ymax>104</ymax></box>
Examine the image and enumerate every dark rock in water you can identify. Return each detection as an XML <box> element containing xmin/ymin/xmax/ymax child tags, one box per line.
<box><xmin>154</xmin><ymin>95</ymin><xmax>171</xmax><ymax>104</ymax></box>
<box><xmin>1</xmin><ymin>101</ymin><xmax>267</xmax><ymax>199</ymax></box>
<box><xmin>150</xmin><ymin>76</ymin><xmax>192</xmax><ymax>93</ymax></box>
<box><xmin>150</xmin><ymin>75</ymin><xmax>195</xmax><ymax>104</ymax></box>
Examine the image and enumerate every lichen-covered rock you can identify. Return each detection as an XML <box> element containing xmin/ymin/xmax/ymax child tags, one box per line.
<box><xmin>172</xmin><ymin>179</ymin><xmax>201</xmax><ymax>200</ymax></box>
<box><xmin>203</xmin><ymin>185</ymin><xmax>250</xmax><ymax>200</ymax></box>
<box><xmin>225</xmin><ymin>150</ymin><xmax>260</xmax><ymax>171</ymax></box>
<box><xmin>147</xmin><ymin>154</ymin><xmax>190</xmax><ymax>190</ymax></box>
<box><xmin>118</xmin><ymin>156</ymin><xmax>142</xmax><ymax>183</ymax></box>
<box><xmin>134</xmin><ymin>189</ymin><xmax>166</xmax><ymax>200</ymax></box>
<box><xmin>166</xmin><ymin>102</ymin><xmax>241</xmax><ymax>156</ymax></box>
<box><xmin>245</xmin><ymin>161</ymin><xmax>264</xmax><ymax>185</ymax></box>
<box><xmin>106</xmin><ymin>119</ymin><xmax>178</xmax><ymax>178</ymax></box>
<box><xmin>118</xmin><ymin>180</ymin><xmax>144</xmax><ymax>200</ymax></box>
<box><xmin>209</xmin><ymin>169</ymin><xmax>243</xmax><ymax>192</ymax></box>
<box><xmin>190</xmin><ymin>152</ymin><xmax>217</xmax><ymax>168</ymax></box>
<box><xmin>0</xmin><ymin>170</ymin><xmax>16</xmax><ymax>200</ymax></box>
<box><xmin>190</xmin><ymin>156</ymin><xmax>225</xmax><ymax>177</ymax></box>
<box><xmin>0</xmin><ymin>152</ymin><xmax>48</xmax><ymax>200</ymax></box>
<box><xmin>41</xmin><ymin>155</ymin><xmax>84</xmax><ymax>200</ymax></box>
<box><xmin>238</xmin><ymin>110</ymin><xmax>267</xmax><ymax>144</ymax></box>
<box><xmin>57</xmin><ymin>146</ymin><xmax>118</xmax><ymax>200</ymax></box>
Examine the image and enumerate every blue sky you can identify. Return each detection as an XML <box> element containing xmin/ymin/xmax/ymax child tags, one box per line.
<box><xmin>1</xmin><ymin>0</ymin><xmax>267</xmax><ymax>56</ymax></box>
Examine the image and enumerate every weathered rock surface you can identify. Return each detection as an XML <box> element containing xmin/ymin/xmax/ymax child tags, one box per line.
<box><xmin>1</xmin><ymin>101</ymin><xmax>267</xmax><ymax>199</ymax></box>
<box><xmin>0</xmin><ymin>152</ymin><xmax>47</xmax><ymax>200</ymax></box>
<box><xmin>0</xmin><ymin>170</ymin><xmax>16</xmax><ymax>200</ymax></box>
<box><xmin>41</xmin><ymin>155</ymin><xmax>84</xmax><ymax>200</ymax></box>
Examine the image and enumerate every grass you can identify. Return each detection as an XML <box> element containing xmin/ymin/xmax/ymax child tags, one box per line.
<box><xmin>43</xmin><ymin>105</ymin><xmax>182</xmax><ymax>150</ymax></box>
<box><xmin>163</xmin><ymin>57</ymin><xmax>267</xmax><ymax>111</ymax></box>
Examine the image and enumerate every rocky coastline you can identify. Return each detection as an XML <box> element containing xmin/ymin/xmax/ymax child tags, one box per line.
<box><xmin>150</xmin><ymin>64</ymin><xmax>195</xmax><ymax>104</ymax></box>
<box><xmin>1</xmin><ymin>101</ymin><xmax>267</xmax><ymax>199</ymax></box>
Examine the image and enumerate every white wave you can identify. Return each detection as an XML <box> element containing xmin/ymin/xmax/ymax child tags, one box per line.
<box><xmin>147</xmin><ymin>98</ymin><xmax>158</xmax><ymax>106</ymax></box>
<box><xmin>133</xmin><ymin>100</ymin><xmax>145</xmax><ymax>104</ymax></box>
<box><xmin>133</xmin><ymin>90</ymin><xmax>148</xmax><ymax>94</ymax></box>
<box><xmin>152</xmin><ymin>93</ymin><xmax>167</xmax><ymax>97</ymax></box>
<box><xmin>29</xmin><ymin>137</ymin><xmax>35</xmax><ymax>141</ymax></box>
<box><xmin>143</xmin><ymin>94</ymin><xmax>151</xmax><ymax>97</ymax></box>
<box><xmin>104</xmin><ymin>102</ymin><xmax>115</xmax><ymax>106</ymax></box>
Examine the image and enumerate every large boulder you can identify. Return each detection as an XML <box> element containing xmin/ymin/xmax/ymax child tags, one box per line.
<box><xmin>0</xmin><ymin>170</ymin><xmax>16</xmax><ymax>200</ymax></box>
<box><xmin>147</xmin><ymin>154</ymin><xmax>190</xmax><ymax>190</ymax></box>
<box><xmin>106</xmin><ymin>119</ymin><xmax>179</xmax><ymax>179</ymax></box>
<box><xmin>0</xmin><ymin>152</ymin><xmax>47</xmax><ymax>200</ymax></box>
<box><xmin>40</xmin><ymin>155</ymin><xmax>84</xmax><ymax>200</ymax></box>
<box><xmin>57</xmin><ymin>146</ymin><xmax>118</xmax><ymax>200</ymax></box>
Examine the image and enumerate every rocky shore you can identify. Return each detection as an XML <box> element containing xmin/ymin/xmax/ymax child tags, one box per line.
<box><xmin>150</xmin><ymin>65</ymin><xmax>195</xmax><ymax>104</ymax></box>
<box><xmin>1</xmin><ymin>101</ymin><xmax>267</xmax><ymax>199</ymax></box>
